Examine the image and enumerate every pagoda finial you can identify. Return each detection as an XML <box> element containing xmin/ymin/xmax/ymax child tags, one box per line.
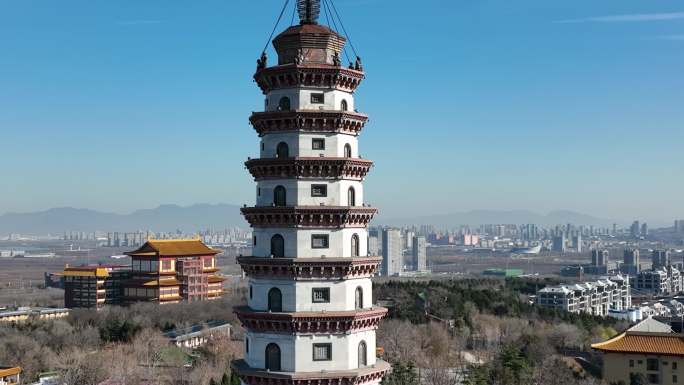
<box><xmin>298</xmin><ymin>0</ymin><xmax>320</xmax><ymax>24</ymax></box>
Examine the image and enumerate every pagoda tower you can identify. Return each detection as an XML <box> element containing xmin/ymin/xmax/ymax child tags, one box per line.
<box><xmin>231</xmin><ymin>1</ymin><xmax>390</xmax><ymax>384</ymax></box>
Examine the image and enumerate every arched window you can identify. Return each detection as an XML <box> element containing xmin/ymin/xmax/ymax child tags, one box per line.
<box><xmin>271</xmin><ymin>234</ymin><xmax>285</xmax><ymax>258</ymax></box>
<box><xmin>278</xmin><ymin>96</ymin><xmax>291</xmax><ymax>111</ymax></box>
<box><xmin>351</xmin><ymin>234</ymin><xmax>360</xmax><ymax>258</ymax></box>
<box><xmin>358</xmin><ymin>341</ymin><xmax>367</xmax><ymax>367</ymax></box>
<box><xmin>348</xmin><ymin>187</ymin><xmax>356</xmax><ymax>206</ymax></box>
<box><xmin>276</xmin><ymin>142</ymin><xmax>289</xmax><ymax>158</ymax></box>
<box><xmin>344</xmin><ymin>143</ymin><xmax>352</xmax><ymax>158</ymax></box>
<box><xmin>268</xmin><ymin>288</ymin><xmax>282</xmax><ymax>312</ymax></box>
<box><xmin>265</xmin><ymin>343</ymin><xmax>281</xmax><ymax>371</ymax></box>
<box><xmin>273</xmin><ymin>186</ymin><xmax>286</xmax><ymax>206</ymax></box>
<box><xmin>341</xmin><ymin>99</ymin><xmax>348</xmax><ymax>111</ymax></box>
<box><xmin>355</xmin><ymin>286</ymin><xmax>364</xmax><ymax>309</ymax></box>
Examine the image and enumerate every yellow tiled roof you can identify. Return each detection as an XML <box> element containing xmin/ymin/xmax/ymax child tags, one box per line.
<box><xmin>125</xmin><ymin>239</ymin><xmax>219</xmax><ymax>257</ymax></box>
<box><xmin>62</xmin><ymin>267</ymin><xmax>110</xmax><ymax>277</ymax></box>
<box><xmin>592</xmin><ymin>332</ymin><xmax>684</xmax><ymax>356</ymax></box>
<box><xmin>0</xmin><ymin>366</ymin><xmax>21</xmax><ymax>377</ymax></box>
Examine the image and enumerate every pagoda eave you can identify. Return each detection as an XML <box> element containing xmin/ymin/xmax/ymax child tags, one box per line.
<box><xmin>235</xmin><ymin>306</ymin><xmax>387</xmax><ymax>334</ymax></box>
<box><xmin>237</xmin><ymin>256</ymin><xmax>382</xmax><ymax>280</ymax></box>
<box><xmin>245</xmin><ymin>157</ymin><xmax>373</xmax><ymax>181</ymax></box>
<box><xmin>254</xmin><ymin>64</ymin><xmax>365</xmax><ymax>94</ymax></box>
<box><xmin>241</xmin><ymin>206</ymin><xmax>377</xmax><ymax>228</ymax></box>
<box><xmin>250</xmin><ymin>110</ymin><xmax>368</xmax><ymax>137</ymax></box>
<box><xmin>231</xmin><ymin>359</ymin><xmax>390</xmax><ymax>385</ymax></box>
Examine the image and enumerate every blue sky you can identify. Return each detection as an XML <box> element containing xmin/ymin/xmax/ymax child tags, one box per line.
<box><xmin>1</xmin><ymin>0</ymin><xmax>682</xmax><ymax>226</ymax></box>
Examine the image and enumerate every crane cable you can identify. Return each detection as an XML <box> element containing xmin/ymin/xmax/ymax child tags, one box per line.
<box><xmin>261</xmin><ymin>0</ymin><xmax>291</xmax><ymax>55</ymax></box>
<box><xmin>321</xmin><ymin>0</ymin><xmax>351</xmax><ymax>65</ymax></box>
<box><xmin>328</xmin><ymin>0</ymin><xmax>359</xmax><ymax>58</ymax></box>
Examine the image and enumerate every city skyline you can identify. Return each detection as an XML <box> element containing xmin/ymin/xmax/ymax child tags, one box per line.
<box><xmin>2</xmin><ymin>0</ymin><xmax>683</xmax><ymax>223</ymax></box>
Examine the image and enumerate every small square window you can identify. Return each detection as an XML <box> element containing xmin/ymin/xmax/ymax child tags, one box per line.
<box><xmin>311</xmin><ymin>93</ymin><xmax>324</xmax><ymax>104</ymax></box>
<box><xmin>311</xmin><ymin>234</ymin><xmax>329</xmax><ymax>249</ymax></box>
<box><xmin>313</xmin><ymin>343</ymin><xmax>332</xmax><ymax>361</ymax></box>
<box><xmin>312</xmin><ymin>138</ymin><xmax>325</xmax><ymax>150</ymax></box>
<box><xmin>311</xmin><ymin>184</ymin><xmax>327</xmax><ymax>197</ymax></box>
<box><xmin>312</xmin><ymin>288</ymin><xmax>330</xmax><ymax>303</ymax></box>
<box><xmin>647</xmin><ymin>358</ymin><xmax>659</xmax><ymax>371</ymax></box>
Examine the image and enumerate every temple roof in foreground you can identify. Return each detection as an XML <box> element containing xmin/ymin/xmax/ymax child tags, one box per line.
<box><xmin>592</xmin><ymin>332</ymin><xmax>684</xmax><ymax>356</ymax></box>
<box><xmin>125</xmin><ymin>239</ymin><xmax>220</xmax><ymax>257</ymax></box>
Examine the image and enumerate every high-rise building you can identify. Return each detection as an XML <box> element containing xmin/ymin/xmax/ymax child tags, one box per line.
<box><xmin>552</xmin><ymin>233</ymin><xmax>566</xmax><ymax>253</ymax></box>
<box><xmin>382</xmin><ymin>229</ymin><xmax>403</xmax><ymax>276</ymax></box>
<box><xmin>622</xmin><ymin>248</ymin><xmax>640</xmax><ymax>275</ymax></box>
<box><xmin>592</xmin><ymin>249</ymin><xmax>609</xmax><ymax>266</ymax></box>
<box><xmin>652</xmin><ymin>249</ymin><xmax>671</xmax><ymax>270</ymax></box>
<box><xmin>232</xmin><ymin>4</ymin><xmax>389</xmax><ymax>383</ymax></box>
<box><xmin>573</xmin><ymin>233</ymin><xmax>583</xmax><ymax>253</ymax></box>
<box><xmin>675</xmin><ymin>220</ymin><xmax>684</xmax><ymax>234</ymax></box>
<box><xmin>412</xmin><ymin>236</ymin><xmax>427</xmax><ymax>271</ymax></box>
<box><xmin>630</xmin><ymin>221</ymin><xmax>640</xmax><ymax>238</ymax></box>
<box><xmin>640</xmin><ymin>223</ymin><xmax>648</xmax><ymax>237</ymax></box>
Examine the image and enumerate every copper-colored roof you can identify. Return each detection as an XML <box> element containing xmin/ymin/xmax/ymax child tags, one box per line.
<box><xmin>276</xmin><ymin>23</ymin><xmax>340</xmax><ymax>37</ymax></box>
<box><xmin>0</xmin><ymin>366</ymin><xmax>21</xmax><ymax>377</ymax></box>
<box><xmin>125</xmin><ymin>239</ymin><xmax>220</xmax><ymax>257</ymax></box>
<box><xmin>125</xmin><ymin>278</ymin><xmax>180</xmax><ymax>287</ymax></box>
<box><xmin>592</xmin><ymin>332</ymin><xmax>684</xmax><ymax>356</ymax></box>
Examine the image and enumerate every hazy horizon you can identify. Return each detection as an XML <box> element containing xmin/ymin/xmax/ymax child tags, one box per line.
<box><xmin>2</xmin><ymin>0</ymin><xmax>683</xmax><ymax>223</ymax></box>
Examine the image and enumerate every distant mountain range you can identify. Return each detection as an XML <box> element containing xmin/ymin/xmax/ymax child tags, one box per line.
<box><xmin>0</xmin><ymin>204</ymin><xmax>244</xmax><ymax>234</ymax></box>
<box><xmin>0</xmin><ymin>205</ymin><xmax>618</xmax><ymax>235</ymax></box>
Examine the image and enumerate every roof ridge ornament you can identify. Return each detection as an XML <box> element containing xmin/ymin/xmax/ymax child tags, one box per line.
<box><xmin>298</xmin><ymin>0</ymin><xmax>320</xmax><ymax>24</ymax></box>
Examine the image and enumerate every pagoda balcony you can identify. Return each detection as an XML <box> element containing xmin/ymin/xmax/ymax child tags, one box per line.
<box><xmin>250</xmin><ymin>110</ymin><xmax>368</xmax><ymax>136</ymax></box>
<box><xmin>240</xmin><ymin>206</ymin><xmax>377</xmax><ymax>228</ymax></box>
<box><xmin>232</xmin><ymin>359</ymin><xmax>389</xmax><ymax>385</ymax></box>
<box><xmin>236</xmin><ymin>256</ymin><xmax>382</xmax><ymax>280</ymax></box>
<box><xmin>254</xmin><ymin>63</ymin><xmax>365</xmax><ymax>94</ymax></box>
<box><xmin>234</xmin><ymin>306</ymin><xmax>388</xmax><ymax>334</ymax></box>
<box><xmin>245</xmin><ymin>157</ymin><xmax>373</xmax><ymax>181</ymax></box>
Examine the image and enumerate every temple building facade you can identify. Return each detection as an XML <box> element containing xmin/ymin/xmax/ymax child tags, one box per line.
<box><xmin>124</xmin><ymin>239</ymin><xmax>225</xmax><ymax>303</ymax></box>
<box><xmin>231</xmin><ymin>1</ymin><xmax>390</xmax><ymax>384</ymax></box>
<box><xmin>62</xmin><ymin>238</ymin><xmax>225</xmax><ymax>308</ymax></box>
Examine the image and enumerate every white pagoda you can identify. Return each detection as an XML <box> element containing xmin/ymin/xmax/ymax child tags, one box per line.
<box><xmin>231</xmin><ymin>1</ymin><xmax>390</xmax><ymax>384</ymax></box>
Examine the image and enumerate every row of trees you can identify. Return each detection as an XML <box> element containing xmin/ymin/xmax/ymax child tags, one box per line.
<box><xmin>0</xmin><ymin>294</ymin><xmax>246</xmax><ymax>384</ymax></box>
<box><xmin>376</xmin><ymin>278</ymin><xmax>625</xmax><ymax>385</ymax></box>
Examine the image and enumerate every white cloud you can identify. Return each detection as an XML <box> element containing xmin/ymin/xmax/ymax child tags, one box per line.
<box><xmin>557</xmin><ymin>12</ymin><xmax>684</xmax><ymax>24</ymax></box>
